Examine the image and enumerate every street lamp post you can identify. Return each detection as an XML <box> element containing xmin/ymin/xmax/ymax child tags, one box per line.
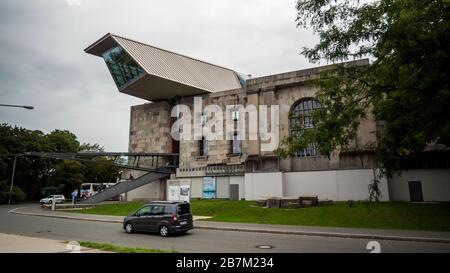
<box><xmin>0</xmin><ymin>104</ymin><xmax>34</xmax><ymax>110</ymax></box>
<box><xmin>8</xmin><ymin>155</ymin><xmax>18</xmax><ymax>205</ymax></box>
<box><xmin>0</xmin><ymin>104</ymin><xmax>34</xmax><ymax>205</ymax></box>
<box><xmin>8</xmin><ymin>154</ymin><xmax>23</xmax><ymax>205</ymax></box>
<box><xmin>1</xmin><ymin>103</ymin><xmax>34</xmax><ymax>204</ymax></box>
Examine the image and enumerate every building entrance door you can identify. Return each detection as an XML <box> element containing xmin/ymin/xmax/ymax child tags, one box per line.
<box><xmin>408</xmin><ymin>181</ymin><xmax>424</xmax><ymax>202</ymax></box>
<box><xmin>230</xmin><ymin>184</ymin><xmax>239</xmax><ymax>201</ymax></box>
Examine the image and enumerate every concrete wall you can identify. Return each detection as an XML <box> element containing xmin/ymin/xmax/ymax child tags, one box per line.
<box><xmin>388</xmin><ymin>169</ymin><xmax>450</xmax><ymax>201</ymax></box>
<box><xmin>216</xmin><ymin>177</ymin><xmax>230</xmax><ymax>199</ymax></box>
<box><xmin>125</xmin><ymin>180</ymin><xmax>165</xmax><ymax>202</ymax></box>
<box><xmin>243</xmin><ymin>169</ymin><xmax>389</xmax><ymax>201</ymax></box>
<box><xmin>230</xmin><ymin>176</ymin><xmax>245</xmax><ymax>200</ymax></box>
<box><xmin>283</xmin><ymin>169</ymin><xmax>389</xmax><ymax>201</ymax></box>
<box><xmin>244</xmin><ymin>172</ymin><xmax>283</xmax><ymax>200</ymax></box>
<box><xmin>190</xmin><ymin>177</ymin><xmax>203</xmax><ymax>198</ymax></box>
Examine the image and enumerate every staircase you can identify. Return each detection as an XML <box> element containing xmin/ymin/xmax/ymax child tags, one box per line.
<box><xmin>21</xmin><ymin>152</ymin><xmax>178</xmax><ymax>204</ymax></box>
<box><xmin>80</xmin><ymin>171</ymin><xmax>170</xmax><ymax>204</ymax></box>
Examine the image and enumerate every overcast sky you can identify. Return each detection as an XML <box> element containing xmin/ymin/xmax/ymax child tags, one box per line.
<box><xmin>0</xmin><ymin>0</ymin><xmax>318</xmax><ymax>152</ymax></box>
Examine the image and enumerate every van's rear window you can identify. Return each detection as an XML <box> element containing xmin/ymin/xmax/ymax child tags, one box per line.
<box><xmin>177</xmin><ymin>204</ymin><xmax>190</xmax><ymax>215</ymax></box>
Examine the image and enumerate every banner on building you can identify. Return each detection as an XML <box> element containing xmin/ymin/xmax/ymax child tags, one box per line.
<box><xmin>180</xmin><ymin>184</ymin><xmax>191</xmax><ymax>202</ymax></box>
<box><xmin>168</xmin><ymin>180</ymin><xmax>180</xmax><ymax>201</ymax></box>
<box><xmin>167</xmin><ymin>179</ymin><xmax>191</xmax><ymax>202</ymax></box>
<box><xmin>202</xmin><ymin>177</ymin><xmax>216</xmax><ymax>199</ymax></box>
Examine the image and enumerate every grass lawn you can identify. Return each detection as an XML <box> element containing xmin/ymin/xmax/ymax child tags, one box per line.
<box><xmin>73</xmin><ymin>200</ymin><xmax>450</xmax><ymax>231</ymax></box>
<box><xmin>78</xmin><ymin>241</ymin><xmax>177</xmax><ymax>253</ymax></box>
<box><xmin>75</xmin><ymin>201</ymin><xmax>144</xmax><ymax>216</ymax></box>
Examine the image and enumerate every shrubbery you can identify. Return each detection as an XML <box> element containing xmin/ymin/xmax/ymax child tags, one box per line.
<box><xmin>0</xmin><ymin>180</ymin><xmax>26</xmax><ymax>204</ymax></box>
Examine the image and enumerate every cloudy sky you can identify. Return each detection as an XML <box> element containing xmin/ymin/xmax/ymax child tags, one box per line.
<box><xmin>0</xmin><ymin>0</ymin><xmax>318</xmax><ymax>151</ymax></box>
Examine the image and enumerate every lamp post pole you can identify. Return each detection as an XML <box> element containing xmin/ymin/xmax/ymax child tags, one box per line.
<box><xmin>8</xmin><ymin>155</ymin><xmax>19</xmax><ymax>205</ymax></box>
<box><xmin>2</xmin><ymin>104</ymin><xmax>34</xmax><ymax>204</ymax></box>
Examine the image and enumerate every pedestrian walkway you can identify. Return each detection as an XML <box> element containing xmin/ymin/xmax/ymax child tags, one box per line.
<box><xmin>0</xmin><ymin>233</ymin><xmax>107</xmax><ymax>253</ymax></box>
<box><xmin>9</xmin><ymin>205</ymin><xmax>450</xmax><ymax>244</ymax></box>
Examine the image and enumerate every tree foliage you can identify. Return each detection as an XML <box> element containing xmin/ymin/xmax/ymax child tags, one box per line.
<box><xmin>0</xmin><ymin>123</ymin><xmax>121</xmax><ymax>202</ymax></box>
<box><xmin>279</xmin><ymin>0</ymin><xmax>450</xmax><ymax>175</ymax></box>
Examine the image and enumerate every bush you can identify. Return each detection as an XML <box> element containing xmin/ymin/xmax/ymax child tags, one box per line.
<box><xmin>40</xmin><ymin>185</ymin><xmax>65</xmax><ymax>197</ymax></box>
<box><xmin>0</xmin><ymin>183</ymin><xmax>26</xmax><ymax>204</ymax></box>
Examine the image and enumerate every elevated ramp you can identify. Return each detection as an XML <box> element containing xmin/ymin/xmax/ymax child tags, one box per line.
<box><xmin>80</xmin><ymin>171</ymin><xmax>170</xmax><ymax>204</ymax></box>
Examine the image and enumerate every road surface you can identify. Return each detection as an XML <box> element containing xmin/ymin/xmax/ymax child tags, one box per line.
<box><xmin>1</xmin><ymin>205</ymin><xmax>449</xmax><ymax>253</ymax></box>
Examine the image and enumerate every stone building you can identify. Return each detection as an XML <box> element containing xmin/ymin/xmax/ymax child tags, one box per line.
<box><xmin>85</xmin><ymin>33</ymin><xmax>450</xmax><ymax>202</ymax></box>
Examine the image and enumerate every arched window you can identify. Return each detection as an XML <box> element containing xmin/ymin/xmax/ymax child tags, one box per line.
<box><xmin>289</xmin><ymin>98</ymin><xmax>321</xmax><ymax>157</ymax></box>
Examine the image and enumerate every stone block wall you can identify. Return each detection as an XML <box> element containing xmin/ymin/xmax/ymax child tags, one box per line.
<box><xmin>129</xmin><ymin>101</ymin><xmax>171</xmax><ymax>153</ymax></box>
<box><xmin>178</xmin><ymin>88</ymin><xmax>248</xmax><ymax>168</ymax></box>
<box><xmin>127</xmin><ymin>59</ymin><xmax>377</xmax><ymax>174</ymax></box>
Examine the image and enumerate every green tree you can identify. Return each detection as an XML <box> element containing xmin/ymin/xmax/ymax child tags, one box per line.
<box><xmin>83</xmin><ymin>157</ymin><xmax>121</xmax><ymax>184</ymax></box>
<box><xmin>79</xmin><ymin>143</ymin><xmax>104</xmax><ymax>152</ymax></box>
<box><xmin>0</xmin><ymin>123</ymin><xmax>121</xmax><ymax>203</ymax></box>
<box><xmin>46</xmin><ymin>130</ymin><xmax>79</xmax><ymax>153</ymax></box>
<box><xmin>78</xmin><ymin>142</ymin><xmax>120</xmax><ymax>184</ymax></box>
<box><xmin>50</xmin><ymin>160</ymin><xmax>86</xmax><ymax>197</ymax></box>
<box><xmin>0</xmin><ymin>180</ymin><xmax>26</xmax><ymax>204</ymax></box>
<box><xmin>279</xmin><ymin>0</ymin><xmax>450</xmax><ymax>175</ymax></box>
<box><xmin>0</xmin><ymin>124</ymin><xmax>52</xmax><ymax>199</ymax></box>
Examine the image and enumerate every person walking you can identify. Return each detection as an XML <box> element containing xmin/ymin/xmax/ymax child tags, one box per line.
<box><xmin>129</xmin><ymin>174</ymin><xmax>134</xmax><ymax>181</ymax></box>
<box><xmin>71</xmin><ymin>189</ymin><xmax>78</xmax><ymax>204</ymax></box>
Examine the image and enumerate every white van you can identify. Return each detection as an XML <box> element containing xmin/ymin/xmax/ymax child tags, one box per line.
<box><xmin>80</xmin><ymin>183</ymin><xmax>117</xmax><ymax>200</ymax></box>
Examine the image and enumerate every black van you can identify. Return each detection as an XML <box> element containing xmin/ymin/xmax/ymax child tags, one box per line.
<box><xmin>123</xmin><ymin>201</ymin><xmax>193</xmax><ymax>237</ymax></box>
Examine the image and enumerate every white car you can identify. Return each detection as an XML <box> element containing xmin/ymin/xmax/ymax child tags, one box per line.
<box><xmin>40</xmin><ymin>195</ymin><xmax>66</xmax><ymax>204</ymax></box>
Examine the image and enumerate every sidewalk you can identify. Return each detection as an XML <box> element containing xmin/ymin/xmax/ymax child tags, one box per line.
<box><xmin>10</xmin><ymin>205</ymin><xmax>450</xmax><ymax>244</ymax></box>
<box><xmin>0</xmin><ymin>233</ymin><xmax>107</xmax><ymax>253</ymax></box>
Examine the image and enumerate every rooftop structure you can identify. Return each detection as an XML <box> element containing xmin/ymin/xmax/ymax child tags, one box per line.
<box><xmin>85</xmin><ymin>33</ymin><xmax>243</xmax><ymax>101</ymax></box>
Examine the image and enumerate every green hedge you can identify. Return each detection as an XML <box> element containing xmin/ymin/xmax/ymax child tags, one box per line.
<box><xmin>0</xmin><ymin>180</ymin><xmax>26</xmax><ymax>204</ymax></box>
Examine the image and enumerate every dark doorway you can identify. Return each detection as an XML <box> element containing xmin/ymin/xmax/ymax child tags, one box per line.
<box><xmin>230</xmin><ymin>184</ymin><xmax>239</xmax><ymax>201</ymax></box>
<box><xmin>172</xmin><ymin>139</ymin><xmax>179</xmax><ymax>154</ymax></box>
<box><xmin>408</xmin><ymin>181</ymin><xmax>424</xmax><ymax>202</ymax></box>
<box><xmin>170</xmin><ymin>114</ymin><xmax>180</xmax><ymax>154</ymax></box>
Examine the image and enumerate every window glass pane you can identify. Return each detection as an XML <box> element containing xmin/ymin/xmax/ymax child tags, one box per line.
<box><xmin>164</xmin><ymin>206</ymin><xmax>174</xmax><ymax>214</ymax></box>
<box><xmin>151</xmin><ymin>205</ymin><xmax>165</xmax><ymax>215</ymax></box>
<box><xmin>231</xmin><ymin>110</ymin><xmax>240</xmax><ymax>120</ymax></box>
<box><xmin>289</xmin><ymin>98</ymin><xmax>321</xmax><ymax>158</ymax></box>
<box><xmin>102</xmin><ymin>46</ymin><xmax>144</xmax><ymax>88</ymax></box>
<box><xmin>178</xmin><ymin>203</ymin><xmax>190</xmax><ymax>215</ymax></box>
<box><xmin>138</xmin><ymin>206</ymin><xmax>151</xmax><ymax>216</ymax></box>
<box><xmin>200</xmin><ymin>137</ymin><xmax>207</xmax><ymax>156</ymax></box>
<box><xmin>232</xmin><ymin>133</ymin><xmax>241</xmax><ymax>154</ymax></box>
<box><xmin>201</xmin><ymin>114</ymin><xmax>207</xmax><ymax>125</ymax></box>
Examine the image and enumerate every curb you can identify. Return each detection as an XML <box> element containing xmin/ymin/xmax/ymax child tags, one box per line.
<box><xmin>9</xmin><ymin>208</ymin><xmax>450</xmax><ymax>244</ymax></box>
<box><xmin>194</xmin><ymin>226</ymin><xmax>450</xmax><ymax>244</ymax></box>
<box><xmin>9</xmin><ymin>208</ymin><xmax>122</xmax><ymax>224</ymax></box>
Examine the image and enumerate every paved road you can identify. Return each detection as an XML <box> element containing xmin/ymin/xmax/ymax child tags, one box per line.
<box><xmin>1</xmin><ymin>205</ymin><xmax>449</xmax><ymax>253</ymax></box>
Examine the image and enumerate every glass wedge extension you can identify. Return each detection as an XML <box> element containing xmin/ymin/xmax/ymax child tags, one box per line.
<box><xmin>102</xmin><ymin>46</ymin><xmax>144</xmax><ymax>88</ymax></box>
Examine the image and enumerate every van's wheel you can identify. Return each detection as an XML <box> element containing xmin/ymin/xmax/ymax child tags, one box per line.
<box><xmin>159</xmin><ymin>225</ymin><xmax>169</xmax><ymax>237</ymax></box>
<box><xmin>125</xmin><ymin>223</ymin><xmax>134</xmax><ymax>234</ymax></box>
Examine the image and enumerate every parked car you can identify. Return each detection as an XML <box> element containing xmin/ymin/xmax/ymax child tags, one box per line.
<box><xmin>40</xmin><ymin>194</ymin><xmax>66</xmax><ymax>204</ymax></box>
<box><xmin>123</xmin><ymin>201</ymin><xmax>193</xmax><ymax>237</ymax></box>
